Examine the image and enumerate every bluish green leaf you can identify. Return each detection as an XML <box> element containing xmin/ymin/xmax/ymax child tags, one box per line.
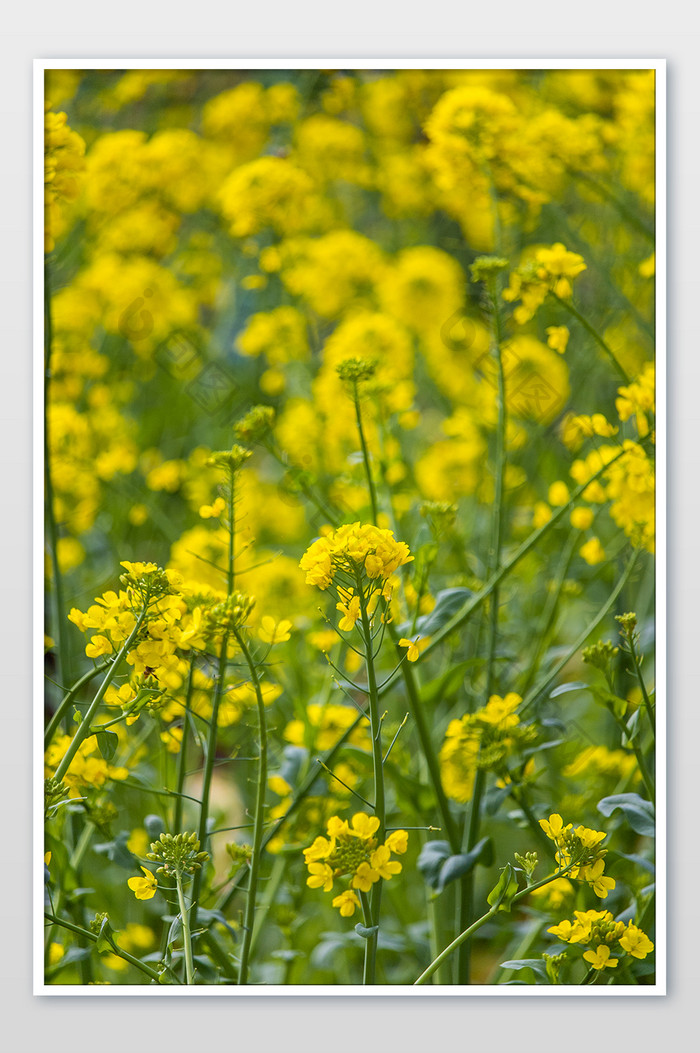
<box><xmin>500</xmin><ymin>957</ymin><xmax>549</xmax><ymax>980</ymax></box>
<box><xmin>399</xmin><ymin>588</ymin><xmax>473</xmax><ymax>638</ymax></box>
<box><xmin>354</xmin><ymin>923</ymin><xmax>379</xmax><ymax>939</ymax></box>
<box><xmin>437</xmin><ymin>837</ymin><xmax>493</xmax><ymax>892</ymax></box>
<box><xmin>597</xmin><ymin>793</ymin><xmax>655</xmax><ymax>836</ymax></box>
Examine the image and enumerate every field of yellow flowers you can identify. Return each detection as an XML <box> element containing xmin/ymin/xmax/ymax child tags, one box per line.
<box><xmin>43</xmin><ymin>67</ymin><xmax>657</xmax><ymax>988</ymax></box>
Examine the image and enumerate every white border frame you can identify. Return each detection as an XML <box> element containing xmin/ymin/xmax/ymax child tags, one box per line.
<box><xmin>34</xmin><ymin>57</ymin><xmax>666</xmax><ymax>996</ymax></box>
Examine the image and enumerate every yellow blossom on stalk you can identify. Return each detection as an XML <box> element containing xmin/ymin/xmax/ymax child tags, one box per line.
<box><xmin>337</xmin><ymin>593</ymin><xmax>361</xmax><ymax>632</ymax></box>
<box><xmin>546</xmin><ymin>325</ymin><xmax>570</xmax><ymax>353</ymax></box>
<box><xmin>539</xmin><ymin>813</ymin><xmax>572</xmax><ymax>842</ymax></box>
<box><xmin>399</xmin><ymin>637</ymin><xmax>431</xmax><ymax>662</ymax></box>
<box><xmin>615</xmin><ymin>363</ymin><xmax>655</xmax><ymax>438</ymax></box>
<box><xmin>303</xmin><ymin>812</ymin><xmax>407</xmax><ymax>914</ymax></box>
<box><xmin>539</xmin><ymin>814</ymin><xmax>616</xmax><ymax>896</ymax></box>
<box><xmin>503</xmin><ymin>244</ymin><xmax>586</xmax><ymax>323</ymax></box>
<box><xmin>127</xmin><ymin>866</ymin><xmax>158</xmax><ymax>900</ymax></box>
<box><xmin>284</xmin><ymin>703</ymin><xmax>371</xmax><ymax>753</ymax></box>
<box><xmin>619</xmin><ymin>924</ymin><xmax>654</xmax><ymax>959</ymax></box>
<box><xmin>583</xmin><ymin>945</ymin><xmax>618</xmax><ymax>970</ymax></box>
<box><xmin>580</xmin><ymin>537</ymin><xmax>606</xmax><ymax>565</ymax></box>
<box><xmin>548</xmin><ymin>481</ymin><xmax>570</xmax><ymax>506</ymax></box>
<box><xmin>300</xmin><ymin>522</ymin><xmax>413</xmax><ymax>591</ymax></box>
<box><xmin>45</xmin><ymin>107</ymin><xmax>85</xmax><ymax>252</ymax></box>
<box><xmin>332</xmin><ymin>889</ymin><xmax>362</xmax><ymax>917</ymax></box>
<box><xmin>160</xmin><ymin>727</ymin><xmax>183</xmax><ymax>754</ymax></box>
<box><xmin>199</xmin><ymin>497</ymin><xmax>226</xmax><ymax>519</ymax></box>
<box><xmin>440</xmin><ymin>694</ymin><xmax>536</xmax><ymax>803</ymax></box>
<box><xmin>258</xmin><ymin>617</ymin><xmax>292</xmax><ymax>644</ymax></box>
<box><xmin>570</xmin><ymin>507</ymin><xmax>595</xmax><ymax>530</ymax></box>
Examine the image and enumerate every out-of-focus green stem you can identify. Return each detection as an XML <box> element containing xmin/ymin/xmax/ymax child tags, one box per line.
<box><xmin>357</xmin><ymin>578</ymin><xmax>385</xmax><ymax>986</ymax></box>
<box><xmin>44</xmin><ymin>258</ymin><xmax>70</xmax><ymax>696</ymax></box>
<box><xmin>234</xmin><ymin>628</ymin><xmax>268</xmax><ymax>986</ymax></box>
<box><xmin>414</xmin><ymin>863</ymin><xmax>576</xmax><ymax>985</ymax></box>
<box><xmin>550</xmin><ymin>290</ymin><xmax>629</xmax><ymax>383</ymax></box>
<box><xmin>190</xmin><ymin>633</ymin><xmax>228</xmax><ymax>928</ymax></box>
<box><xmin>173</xmin><ymin>661</ymin><xmax>196</xmax><ymax>833</ymax></box>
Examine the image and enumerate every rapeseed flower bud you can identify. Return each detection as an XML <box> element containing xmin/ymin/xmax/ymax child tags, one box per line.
<box><xmin>146</xmin><ymin>830</ymin><xmax>209</xmax><ymax>877</ymax></box>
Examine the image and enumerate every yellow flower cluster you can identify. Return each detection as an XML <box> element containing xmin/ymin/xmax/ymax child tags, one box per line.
<box><xmin>539</xmin><ymin>813</ymin><xmax>616</xmax><ymax>899</ymax></box>
<box><xmin>299</xmin><ymin>522</ymin><xmax>413</xmax><ymax>592</ymax></box>
<box><xmin>503</xmin><ymin>243</ymin><xmax>587</xmax><ymax>324</ymax></box>
<box><xmin>44</xmin><ymin>733</ymin><xmax>128</xmax><ymax>797</ymax></box>
<box><xmin>549</xmin><ymin>909</ymin><xmax>654</xmax><ymax>970</ymax></box>
<box><xmin>44</xmin><ymin>107</ymin><xmax>85</xmax><ymax>252</ymax></box>
<box><xmin>304</xmin><ymin>813</ymin><xmax>408</xmax><ymax>917</ymax></box>
<box><xmin>439</xmin><ymin>693</ymin><xmax>537</xmax><ymax>803</ymax></box>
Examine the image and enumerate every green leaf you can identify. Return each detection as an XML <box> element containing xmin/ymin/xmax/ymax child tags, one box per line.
<box><xmin>416</xmin><ymin>840</ymin><xmax>451</xmax><ymax>887</ymax></box>
<box><xmin>95</xmin><ymin>729</ymin><xmax>118</xmax><ymax>762</ymax></box>
<box><xmin>355</xmin><ymin>923</ymin><xmax>379</xmax><ymax>939</ymax></box>
<box><xmin>437</xmin><ymin>837</ymin><xmax>494</xmax><ymax>892</ymax></box>
<box><xmin>597</xmin><ymin>793</ymin><xmax>655</xmax><ymax>837</ymax></box>
<box><xmin>400</xmin><ymin>588</ymin><xmax>473</xmax><ymax>638</ymax></box>
<box><xmin>500</xmin><ymin>958</ymin><xmax>549</xmax><ymax>981</ymax></box>
<box><xmin>549</xmin><ymin>681</ymin><xmax>588</xmax><ymax>699</ymax></box>
<box><xmin>591</xmin><ymin>687</ymin><xmax>630</xmax><ymax>720</ymax></box>
<box><xmin>94</xmin><ymin>915</ymin><xmax>115</xmax><ymax>954</ymax></box>
<box><xmin>487</xmin><ymin>863</ymin><xmax>519</xmax><ymax>912</ymax></box>
<box><xmin>144</xmin><ymin>814</ymin><xmax>166</xmax><ymax>840</ymax></box>
<box><xmin>418</xmin><ymin>837</ymin><xmax>494</xmax><ymax>892</ymax></box>
<box><xmin>93</xmin><ymin>830</ymin><xmax>137</xmax><ymax>870</ymax></box>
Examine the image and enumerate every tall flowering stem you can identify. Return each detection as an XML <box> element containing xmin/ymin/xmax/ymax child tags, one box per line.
<box><xmin>456</xmin><ymin>256</ymin><xmax>510</xmax><ymax>983</ymax></box>
<box><xmin>299</xmin><ymin>523</ymin><xmax>412</xmax><ymax>983</ymax></box>
<box><xmin>233</xmin><ymin>628</ymin><xmax>268</xmax><ymax>985</ymax></box>
<box><xmin>190</xmin><ymin>449</ymin><xmax>249</xmax><ymax>929</ymax></box>
<box><xmin>356</xmin><ymin>574</ymin><xmax>385</xmax><ymax>985</ymax></box>
<box><xmin>44</xmin><ymin>258</ymin><xmax>70</xmax><ymax>696</ymax></box>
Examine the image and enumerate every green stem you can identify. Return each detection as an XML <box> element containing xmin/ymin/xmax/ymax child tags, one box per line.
<box><xmin>44</xmin><ymin>257</ymin><xmax>70</xmax><ymax>698</ymax></box>
<box><xmin>359</xmin><ymin>891</ymin><xmax>377</xmax><ymax>985</ymax></box>
<box><xmin>175</xmin><ymin>872</ymin><xmax>195</xmax><ymax>984</ymax></box>
<box><xmin>550</xmin><ymin>290</ymin><xmax>630</xmax><ymax>383</ymax></box>
<box><xmin>353</xmin><ymin>382</ymin><xmax>379</xmax><ymax>522</ymax></box>
<box><xmin>414</xmin><ymin>864</ymin><xmax>575</xmax><ymax>985</ymax></box>
<box><xmin>456</xmin><ymin>767</ymin><xmax>486</xmax><ymax>983</ymax></box>
<box><xmin>248</xmin><ymin>853</ymin><xmax>286</xmax><ymax>962</ymax></box>
<box><xmin>521</xmin><ymin>549</ymin><xmax>641</xmax><ymax>714</ymax></box>
<box><xmin>227</xmin><ymin>466</ymin><xmax>236</xmax><ymax>594</ymax></box>
<box><xmin>357</xmin><ymin>579</ymin><xmax>385</xmax><ymax>986</ymax></box>
<box><xmin>628</xmin><ymin>635</ymin><xmax>656</xmax><ymax>742</ymax></box>
<box><xmin>389</xmin><ymin>626</ymin><xmax>459</xmax><ymax>851</ymax></box>
<box><xmin>234</xmin><ymin>629</ymin><xmax>268</xmax><ymax>986</ymax></box>
<box><xmin>44</xmin><ymin>912</ymin><xmax>166</xmax><ymax>984</ymax></box>
<box><xmin>609</xmin><ymin>707</ymin><xmax>655</xmax><ymax>804</ymax></box>
<box><xmin>53</xmin><ymin>605</ymin><xmax>150</xmax><ymax>784</ymax></box>
<box><xmin>215</xmin><ymin>711</ymin><xmax>366</xmax><ymax>914</ymax></box>
<box><xmin>190</xmin><ymin>633</ymin><xmax>228</xmax><ymax>929</ymax></box>
<box><xmin>520</xmin><ymin>530</ymin><xmax>578</xmax><ymax>695</ymax></box>
<box><xmin>44</xmin><ymin>660</ymin><xmax>111</xmax><ymax>748</ymax></box>
<box><xmin>173</xmin><ymin>661</ymin><xmax>195</xmax><ymax>833</ymax></box>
